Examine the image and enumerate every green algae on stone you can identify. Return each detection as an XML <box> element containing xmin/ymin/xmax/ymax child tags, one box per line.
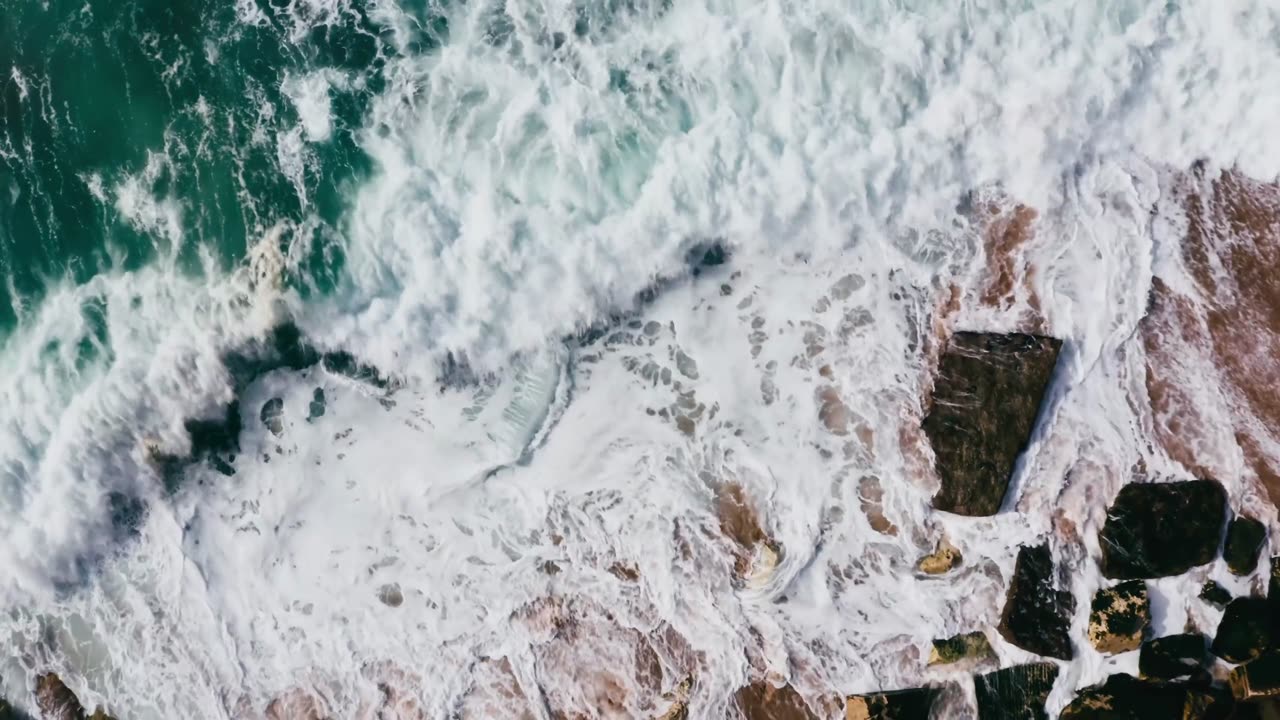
<box><xmin>928</xmin><ymin>631</ymin><xmax>994</xmax><ymax>666</ymax></box>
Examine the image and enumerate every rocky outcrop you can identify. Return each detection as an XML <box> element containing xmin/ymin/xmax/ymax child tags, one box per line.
<box><xmin>1223</xmin><ymin>516</ymin><xmax>1266</xmax><ymax>576</ymax></box>
<box><xmin>1212</xmin><ymin>597</ymin><xmax>1273</xmax><ymax>664</ymax></box>
<box><xmin>1139</xmin><ymin>634</ymin><xmax>1208</xmax><ymax>680</ymax></box>
<box><xmin>1230</xmin><ymin>650</ymin><xmax>1280</xmax><ymax>702</ymax></box>
<box><xmin>733</xmin><ymin>680</ymin><xmax>816</xmax><ymax>720</ymax></box>
<box><xmin>923</xmin><ymin>332</ymin><xmax>1062</xmax><ymax>516</ymax></box>
<box><xmin>1058</xmin><ymin>674</ymin><xmax>1227</xmax><ymax>719</ymax></box>
<box><xmin>844</xmin><ymin>688</ymin><xmax>937</xmax><ymax>719</ymax></box>
<box><xmin>260</xmin><ymin>397</ymin><xmax>285</xmax><ymax>436</ymax></box>
<box><xmin>973</xmin><ymin>663</ymin><xmax>1058</xmax><ymax>720</ymax></box>
<box><xmin>34</xmin><ymin>674</ymin><xmax>116</xmax><ymax>720</ymax></box>
<box><xmin>928</xmin><ymin>632</ymin><xmax>993</xmax><ymax>666</ymax></box>
<box><xmin>997</xmin><ymin>545</ymin><xmax>1075</xmax><ymax>660</ymax></box>
<box><xmin>1086</xmin><ymin>581</ymin><xmax>1150</xmax><ymax>654</ymax></box>
<box><xmin>1097</xmin><ymin>480</ymin><xmax>1227</xmax><ymax>579</ymax></box>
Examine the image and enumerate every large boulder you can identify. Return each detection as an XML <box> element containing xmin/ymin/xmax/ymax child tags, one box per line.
<box><xmin>1223</xmin><ymin>516</ymin><xmax>1266</xmax><ymax>576</ymax></box>
<box><xmin>973</xmin><ymin>663</ymin><xmax>1059</xmax><ymax>720</ymax></box>
<box><xmin>1230</xmin><ymin>650</ymin><xmax>1280</xmax><ymax>701</ymax></box>
<box><xmin>1058</xmin><ymin>674</ymin><xmax>1228</xmax><ymax>719</ymax></box>
<box><xmin>1212</xmin><ymin>597</ymin><xmax>1273</xmax><ymax>664</ymax></box>
<box><xmin>844</xmin><ymin>687</ymin><xmax>937</xmax><ymax>719</ymax></box>
<box><xmin>1098</xmin><ymin>480</ymin><xmax>1227</xmax><ymax>579</ymax></box>
<box><xmin>1087</xmin><ymin>581</ymin><xmax>1150</xmax><ymax>654</ymax></box>
<box><xmin>997</xmin><ymin>545</ymin><xmax>1075</xmax><ymax>660</ymax></box>
<box><xmin>923</xmin><ymin>332</ymin><xmax>1062</xmax><ymax>516</ymax></box>
<box><xmin>1139</xmin><ymin>634</ymin><xmax>1208</xmax><ymax>680</ymax></box>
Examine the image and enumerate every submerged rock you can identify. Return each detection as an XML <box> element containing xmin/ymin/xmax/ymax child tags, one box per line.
<box><xmin>923</xmin><ymin>332</ymin><xmax>1062</xmax><ymax>516</ymax></box>
<box><xmin>733</xmin><ymin>680</ymin><xmax>816</xmax><ymax>720</ymax></box>
<box><xmin>260</xmin><ymin>397</ymin><xmax>284</xmax><ymax>437</ymax></box>
<box><xmin>1212</xmin><ymin>597</ymin><xmax>1273</xmax><ymax>664</ymax></box>
<box><xmin>1098</xmin><ymin>479</ymin><xmax>1227</xmax><ymax>579</ymax></box>
<box><xmin>973</xmin><ymin>662</ymin><xmax>1059</xmax><ymax>720</ymax></box>
<box><xmin>1200</xmin><ymin>581</ymin><xmax>1233</xmax><ymax>608</ymax></box>
<box><xmin>1139</xmin><ymin>634</ymin><xmax>1208</xmax><ymax>680</ymax></box>
<box><xmin>1087</xmin><ymin>581</ymin><xmax>1150</xmax><ymax>655</ymax></box>
<box><xmin>1223</xmin><ymin>516</ymin><xmax>1266</xmax><ymax>576</ymax></box>
<box><xmin>845</xmin><ymin>687</ymin><xmax>937</xmax><ymax>719</ymax></box>
<box><xmin>997</xmin><ymin>544</ymin><xmax>1075</xmax><ymax>660</ymax></box>
<box><xmin>928</xmin><ymin>632</ymin><xmax>994</xmax><ymax>666</ymax></box>
<box><xmin>1058</xmin><ymin>674</ymin><xmax>1226</xmax><ymax>719</ymax></box>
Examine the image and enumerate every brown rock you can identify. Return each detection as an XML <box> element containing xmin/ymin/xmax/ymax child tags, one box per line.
<box><xmin>1230</xmin><ymin>650</ymin><xmax>1280</xmax><ymax>701</ymax></box>
<box><xmin>734</xmin><ymin>680</ymin><xmax>816</xmax><ymax>720</ymax></box>
<box><xmin>844</xmin><ymin>687</ymin><xmax>937</xmax><ymax>719</ymax></box>
<box><xmin>35</xmin><ymin>674</ymin><xmax>87</xmax><ymax>720</ymax></box>
<box><xmin>928</xmin><ymin>632</ymin><xmax>993</xmax><ymax>666</ymax></box>
<box><xmin>924</xmin><ymin>332</ymin><xmax>1062</xmax><ymax>516</ymax></box>
<box><xmin>916</xmin><ymin>538</ymin><xmax>961</xmax><ymax>575</ymax></box>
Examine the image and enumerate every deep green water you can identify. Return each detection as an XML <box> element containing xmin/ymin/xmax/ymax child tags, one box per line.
<box><xmin>0</xmin><ymin>0</ymin><xmax>404</xmax><ymax>333</ymax></box>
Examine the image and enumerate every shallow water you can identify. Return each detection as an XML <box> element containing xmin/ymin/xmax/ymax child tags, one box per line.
<box><xmin>1</xmin><ymin>0</ymin><xmax>1279</xmax><ymax>717</ymax></box>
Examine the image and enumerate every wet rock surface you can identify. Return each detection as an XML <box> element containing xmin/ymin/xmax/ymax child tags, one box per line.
<box><xmin>260</xmin><ymin>397</ymin><xmax>285</xmax><ymax>437</ymax></box>
<box><xmin>916</xmin><ymin>538</ymin><xmax>961</xmax><ymax>575</ymax></box>
<box><xmin>1212</xmin><ymin>597</ymin><xmax>1273</xmax><ymax>664</ymax></box>
<box><xmin>928</xmin><ymin>631</ymin><xmax>994</xmax><ymax>666</ymax></box>
<box><xmin>1058</xmin><ymin>674</ymin><xmax>1226</xmax><ymax>720</ymax></box>
<box><xmin>997</xmin><ymin>544</ymin><xmax>1075</xmax><ymax>660</ymax></box>
<box><xmin>1201</xmin><ymin>581</ymin><xmax>1233</xmax><ymax>608</ymax></box>
<box><xmin>1139</xmin><ymin>633</ymin><xmax>1208</xmax><ymax>680</ymax></box>
<box><xmin>733</xmin><ymin>680</ymin><xmax>816</xmax><ymax>720</ymax></box>
<box><xmin>844</xmin><ymin>687</ymin><xmax>937</xmax><ymax>719</ymax></box>
<box><xmin>1087</xmin><ymin>581</ymin><xmax>1150</xmax><ymax>655</ymax></box>
<box><xmin>1230</xmin><ymin>650</ymin><xmax>1280</xmax><ymax>701</ymax></box>
<box><xmin>1224</xmin><ymin>516</ymin><xmax>1266</xmax><ymax>576</ymax></box>
<box><xmin>1098</xmin><ymin>479</ymin><xmax>1227</xmax><ymax>579</ymax></box>
<box><xmin>973</xmin><ymin>662</ymin><xmax>1058</xmax><ymax>720</ymax></box>
<box><xmin>923</xmin><ymin>332</ymin><xmax>1062</xmax><ymax>516</ymax></box>
<box><xmin>34</xmin><ymin>674</ymin><xmax>115</xmax><ymax>720</ymax></box>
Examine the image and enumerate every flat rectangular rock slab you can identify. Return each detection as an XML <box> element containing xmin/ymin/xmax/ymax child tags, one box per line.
<box><xmin>1098</xmin><ymin>480</ymin><xmax>1227</xmax><ymax>579</ymax></box>
<box><xmin>924</xmin><ymin>332</ymin><xmax>1062</xmax><ymax>516</ymax></box>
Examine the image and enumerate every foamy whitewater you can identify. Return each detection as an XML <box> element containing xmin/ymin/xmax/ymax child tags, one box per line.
<box><xmin>2</xmin><ymin>1</ymin><xmax>1280</xmax><ymax>717</ymax></box>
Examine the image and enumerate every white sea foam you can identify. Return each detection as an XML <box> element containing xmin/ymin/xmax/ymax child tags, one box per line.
<box><xmin>3</xmin><ymin>1</ymin><xmax>1280</xmax><ymax>718</ymax></box>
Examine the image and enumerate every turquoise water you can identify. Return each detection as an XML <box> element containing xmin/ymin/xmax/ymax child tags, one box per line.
<box><xmin>0</xmin><ymin>0</ymin><xmax>393</xmax><ymax>332</ymax></box>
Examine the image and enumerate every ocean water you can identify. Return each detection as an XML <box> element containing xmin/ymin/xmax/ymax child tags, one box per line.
<box><xmin>1</xmin><ymin>0</ymin><xmax>1279</xmax><ymax>717</ymax></box>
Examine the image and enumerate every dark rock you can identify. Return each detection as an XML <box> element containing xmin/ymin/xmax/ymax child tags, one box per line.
<box><xmin>929</xmin><ymin>632</ymin><xmax>994</xmax><ymax>666</ymax></box>
<box><xmin>924</xmin><ymin>332</ymin><xmax>1062</xmax><ymax>516</ymax></box>
<box><xmin>1139</xmin><ymin>633</ymin><xmax>1208</xmax><ymax>680</ymax></box>
<box><xmin>1087</xmin><ymin>580</ymin><xmax>1150</xmax><ymax>654</ymax></box>
<box><xmin>733</xmin><ymin>681</ymin><xmax>816</xmax><ymax>720</ymax></box>
<box><xmin>997</xmin><ymin>544</ymin><xmax>1076</xmax><ymax>660</ymax></box>
<box><xmin>973</xmin><ymin>662</ymin><xmax>1059</xmax><ymax>720</ymax></box>
<box><xmin>1098</xmin><ymin>479</ymin><xmax>1227</xmax><ymax>579</ymax></box>
<box><xmin>1212</xmin><ymin>597</ymin><xmax>1273</xmax><ymax>664</ymax></box>
<box><xmin>260</xmin><ymin>397</ymin><xmax>285</xmax><ymax>437</ymax></box>
<box><xmin>844</xmin><ymin>687</ymin><xmax>937</xmax><ymax>719</ymax></box>
<box><xmin>1201</xmin><ymin>580</ymin><xmax>1233</xmax><ymax>608</ymax></box>
<box><xmin>1224</xmin><ymin>516</ymin><xmax>1266</xmax><ymax>576</ymax></box>
<box><xmin>307</xmin><ymin>388</ymin><xmax>326</xmax><ymax>421</ymax></box>
<box><xmin>1058</xmin><ymin>674</ymin><xmax>1225</xmax><ymax>719</ymax></box>
<box><xmin>1230</xmin><ymin>650</ymin><xmax>1280</xmax><ymax>701</ymax></box>
<box><xmin>1272</xmin><ymin>557</ymin><xmax>1280</xmax><ymax>647</ymax></box>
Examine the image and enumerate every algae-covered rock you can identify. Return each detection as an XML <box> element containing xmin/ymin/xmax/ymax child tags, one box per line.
<box><xmin>1212</xmin><ymin>597</ymin><xmax>1273</xmax><ymax>664</ymax></box>
<box><xmin>924</xmin><ymin>332</ymin><xmax>1062</xmax><ymax>516</ymax></box>
<box><xmin>1223</xmin><ymin>516</ymin><xmax>1266</xmax><ymax>576</ymax></box>
<box><xmin>1058</xmin><ymin>674</ymin><xmax>1225</xmax><ymax>719</ymax></box>
<box><xmin>844</xmin><ymin>687</ymin><xmax>937</xmax><ymax>719</ymax></box>
<box><xmin>1138</xmin><ymin>633</ymin><xmax>1207</xmax><ymax>680</ymax></box>
<box><xmin>1098</xmin><ymin>480</ymin><xmax>1227</xmax><ymax>579</ymax></box>
<box><xmin>1230</xmin><ymin>650</ymin><xmax>1280</xmax><ymax>701</ymax></box>
<box><xmin>916</xmin><ymin>538</ymin><xmax>962</xmax><ymax>575</ymax></box>
<box><xmin>997</xmin><ymin>544</ymin><xmax>1075</xmax><ymax>660</ymax></box>
<box><xmin>928</xmin><ymin>632</ymin><xmax>994</xmax><ymax>666</ymax></box>
<box><xmin>973</xmin><ymin>663</ymin><xmax>1059</xmax><ymax>720</ymax></box>
<box><xmin>1086</xmin><ymin>580</ymin><xmax>1150</xmax><ymax>655</ymax></box>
